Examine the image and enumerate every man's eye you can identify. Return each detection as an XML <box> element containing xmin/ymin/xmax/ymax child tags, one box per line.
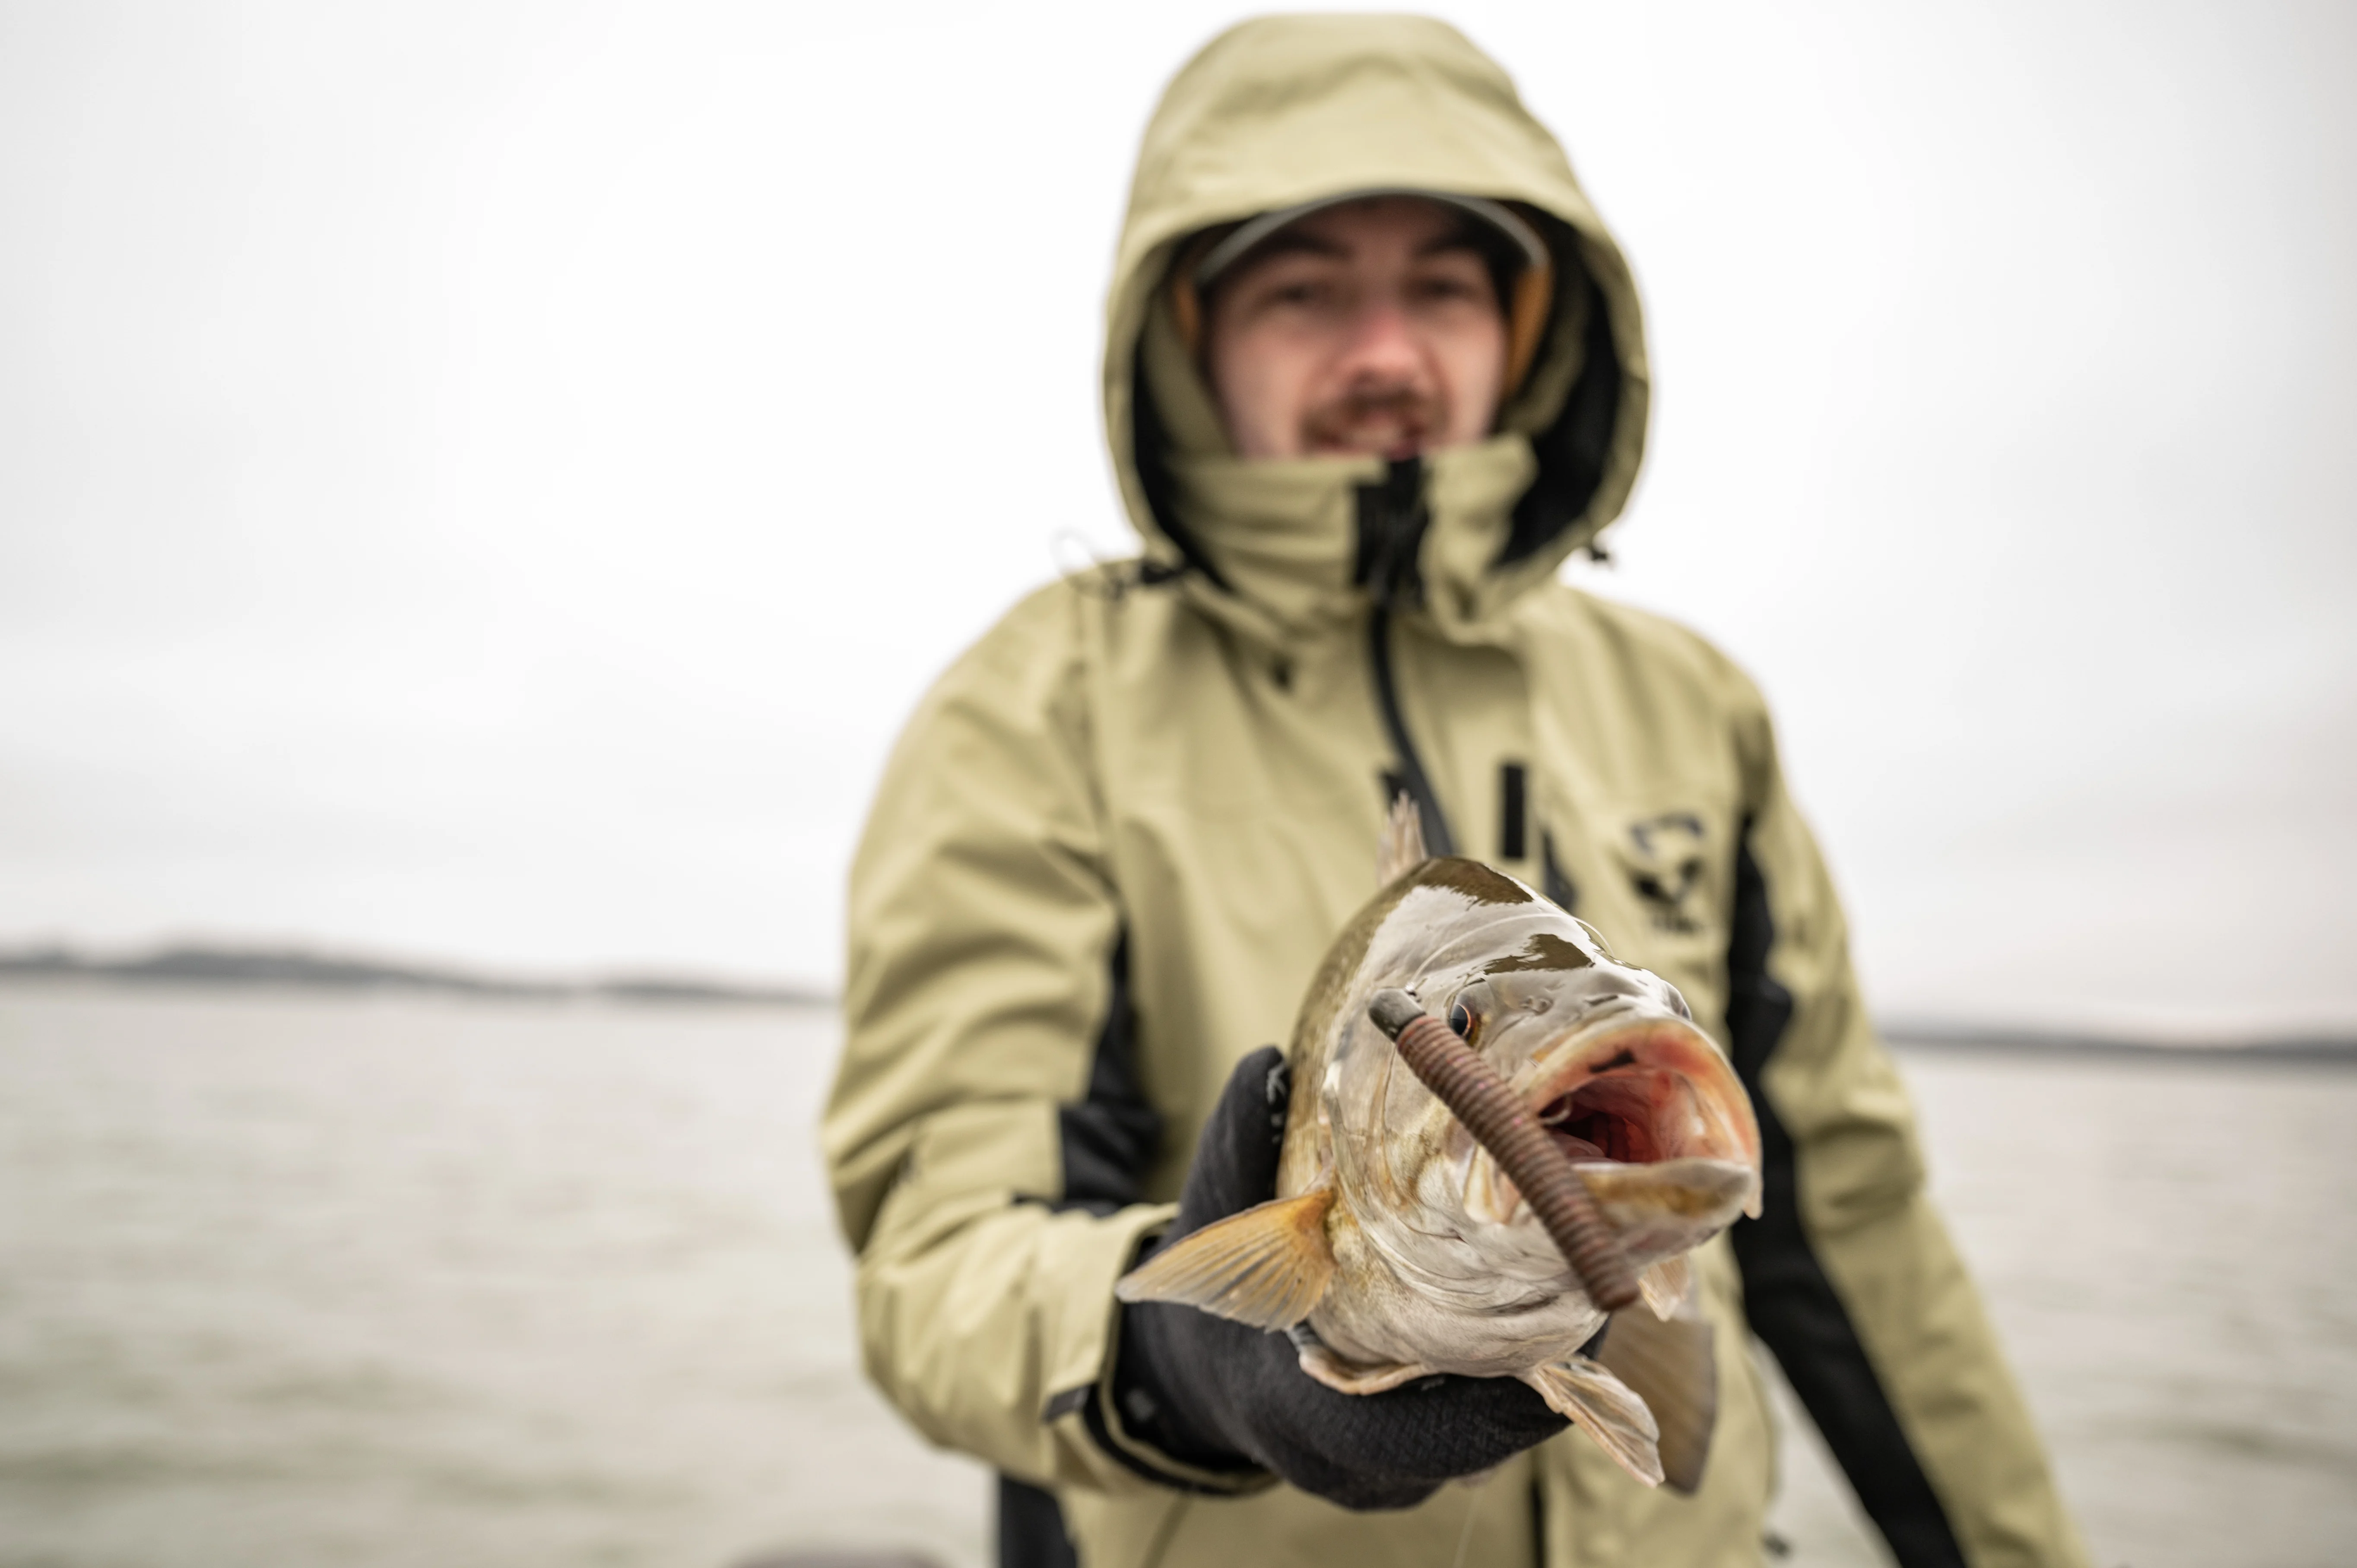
<box><xmin>1412</xmin><ymin>276</ymin><xmax>1481</xmax><ymax>304</ymax></box>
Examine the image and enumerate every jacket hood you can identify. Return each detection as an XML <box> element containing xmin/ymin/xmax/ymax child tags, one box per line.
<box><xmin>1103</xmin><ymin>14</ymin><xmax>1652</xmax><ymax>647</ymax></box>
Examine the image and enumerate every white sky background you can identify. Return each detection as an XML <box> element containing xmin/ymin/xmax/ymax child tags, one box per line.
<box><xmin>2</xmin><ymin>1</ymin><xmax>2350</xmax><ymax>1035</ymax></box>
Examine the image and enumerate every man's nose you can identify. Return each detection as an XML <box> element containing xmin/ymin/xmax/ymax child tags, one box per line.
<box><xmin>1336</xmin><ymin>296</ymin><xmax>1427</xmax><ymax>383</ymax></box>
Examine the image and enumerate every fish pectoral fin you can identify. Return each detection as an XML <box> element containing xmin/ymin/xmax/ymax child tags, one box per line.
<box><xmin>1522</xmin><ymin>1356</ymin><xmax>1664</xmax><ymax>1489</ymax></box>
<box><xmin>1637</xmin><ymin>1255</ymin><xmax>1692</xmax><ymax>1321</ymax></box>
<box><xmin>1464</xmin><ymin>1150</ymin><xmax>1523</xmax><ymax>1226</ymax></box>
<box><xmin>1376</xmin><ymin>792</ymin><xmax>1429</xmax><ymax>884</ymax></box>
<box><xmin>1113</xmin><ymin>1188</ymin><xmax>1336</xmax><ymax>1330</ymax></box>
<box><xmin>1297</xmin><ymin>1345</ymin><xmax>1431</xmax><ymax>1395</ymax></box>
<box><xmin>1595</xmin><ymin>1305</ymin><xmax>1718</xmax><ymax>1494</ymax></box>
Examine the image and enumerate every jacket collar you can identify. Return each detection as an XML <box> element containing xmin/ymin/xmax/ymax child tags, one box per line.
<box><xmin>1163</xmin><ymin>434</ymin><xmax>1542</xmax><ymax>657</ymax></box>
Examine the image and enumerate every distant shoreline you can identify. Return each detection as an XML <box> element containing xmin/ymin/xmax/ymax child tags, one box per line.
<box><xmin>0</xmin><ymin>944</ymin><xmax>831</xmax><ymax>1010</ymax></box>
<box><xmin>1881</xmin><ymin>1022</ymin><xmax>2357</xmax><ymax>1066</ymax></box>
<box><xmin>4</xmin><ymin>944</ymin><xmax>2351</xmax><ymax>1060</ymax></box>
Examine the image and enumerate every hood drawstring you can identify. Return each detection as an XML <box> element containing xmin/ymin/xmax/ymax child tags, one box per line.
<box><xmin>1356</xmin><ymin>456</ymin><xmax>1458</xmax><ymax>857</ymax></box>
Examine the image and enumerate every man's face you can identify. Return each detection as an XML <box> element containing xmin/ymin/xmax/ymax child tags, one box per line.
<box><xmin>1203</xmin><ymin>196</ymin><xmax>1509</xmax><ymax>462</ymax></box>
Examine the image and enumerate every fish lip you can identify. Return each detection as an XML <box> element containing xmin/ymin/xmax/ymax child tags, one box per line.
<box><xmin>1512</xmin><ymin>1006</ymin><xmax>1717</xmax><ymax>1101</ymax></box>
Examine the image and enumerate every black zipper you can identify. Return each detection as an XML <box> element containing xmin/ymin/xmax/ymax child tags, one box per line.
<box><xmin>1357</xmin><ymin>456</ymin><xmax>1457</xmax><ymax>857</ymax></box>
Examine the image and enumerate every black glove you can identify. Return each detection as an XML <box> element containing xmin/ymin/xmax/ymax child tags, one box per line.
<box><xmin>1111</xmin><ymin>1045</ymin><xmax>1570</xmax><ymax>1510</ymax></box>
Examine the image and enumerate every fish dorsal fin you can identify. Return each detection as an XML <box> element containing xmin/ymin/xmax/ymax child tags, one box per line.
<box><xmin>1376</xmin><ymin>793</ymin><xmax>1429</xmax><ymax>884</ymax></box>
<box><xmin>1522</xmin><ymin>1355</ymin><xmax>1664</xmax><ymax>1487</ymax></box>
<box><xmin>1113</xmin><ymin>1187</ymin><xmax>1337</xmax><ymax>1330</ymax></box>
<box><xmin>1638</xmin><ymin>1255</ymin><xmax>1692</xmax><ymax>1321</ymax></box>
<box><xmin>1596</xmin><ymin>1305</ymin><xmax>1719</xmax><ymax>1493</ymax></box>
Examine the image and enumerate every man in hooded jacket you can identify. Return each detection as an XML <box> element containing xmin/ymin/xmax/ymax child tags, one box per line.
<box><xmin>823</xmin><ymin>16</ymin><xmax>2089</xmax><ymax>1568</ymax></box>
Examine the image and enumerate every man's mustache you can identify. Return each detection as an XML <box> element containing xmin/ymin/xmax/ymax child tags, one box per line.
<box><xmin>1301</xmin><ymin>384</ymin><xmax>1450</xmax><ymax>451</ymax></box>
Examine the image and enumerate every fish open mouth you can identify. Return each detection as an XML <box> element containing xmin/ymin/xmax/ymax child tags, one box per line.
<box><xmin>1538</xmin><ymin>1082</ymin><xmax>1665</xmax><ymax>1164</ymax></box>
<box><xmin>1464</xmin><ymin>1013</ymin><xmax>1762</xmax><ymax>1236</ymax></box>
<box><xmin>1519</xmin><ymin>1014</ymin><xmax>1758</xmax><ymax>1172</ymax></box>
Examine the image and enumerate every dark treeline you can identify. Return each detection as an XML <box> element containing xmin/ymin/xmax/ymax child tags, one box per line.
<box><xmin>0</xmin><ymin>943</ymin><xmax>829</xmax><ymax>1008</ymax></box>
<box><xmin>3</xmin><ymin>944</ymin><xmax>2348</xmax><ymax>1058</ymax></box>
<box><xmin>1882</xmin><ymin>1020</ymin><xmax>2357</xmax><ymax>1065</ymax></box>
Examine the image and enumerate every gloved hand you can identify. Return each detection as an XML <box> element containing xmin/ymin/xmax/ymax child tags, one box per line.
<box><xmin>1112</xmin><ymin>1045</ymin><xmax>1570</xmax><ymax>1510</ymax></box>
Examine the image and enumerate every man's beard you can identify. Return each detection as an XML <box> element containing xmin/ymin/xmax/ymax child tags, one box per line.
<box><xmin>1299</xmin><ymin>384</ymin><xmax>1450</xmax><ymax>459</ymax></box>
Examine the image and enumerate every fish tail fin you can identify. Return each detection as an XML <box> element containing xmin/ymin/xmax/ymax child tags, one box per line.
<box><xmin>1522</xmin><ymin>1355</ymin><xmax>1665</xmax><ymax>1488</ymax></box>
<box><xmin>1113</xmin><ymin>1188</ymin><xmax>1336</xmax><ymax>1330</ymax></box>
<box><xmin>1377</xmin><ymin>792</ymin><xmax>1429</xmax><ymax>884</ymax></box>
<box><xmin>1596</xmin><ymin>1304</ymin><xmax>1719</xmax><ymax>1493</ymax></box>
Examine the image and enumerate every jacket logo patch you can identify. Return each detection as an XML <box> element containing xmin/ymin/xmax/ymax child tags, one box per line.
<box><xmin>1617</xmin><ymin>813</ymin><xmax>1707</xmax><ymax>934</ymax></box>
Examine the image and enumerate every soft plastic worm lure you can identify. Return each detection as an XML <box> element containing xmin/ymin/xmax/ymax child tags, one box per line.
<box><xmin>1367</xmin><ymin>987</ymin><xmax>1640</xmax><ymax>1312</ymax></box>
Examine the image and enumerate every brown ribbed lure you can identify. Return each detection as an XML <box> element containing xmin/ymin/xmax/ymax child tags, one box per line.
<box><xmin>1367</xmin><ymin>987</ymin><xmax>1641</xmax><ymax>1313</ymax></box>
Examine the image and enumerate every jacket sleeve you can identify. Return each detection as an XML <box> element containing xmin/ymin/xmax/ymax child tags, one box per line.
<box><xmin>1721</xmin><ymin>683</ymin><xmax>2090</xmax><ymax>1568</ymax></box>
<box><xmin>820</xmin><ymin>586</ymin><xmax>1223</xmax><ymax>1494</ymax></box>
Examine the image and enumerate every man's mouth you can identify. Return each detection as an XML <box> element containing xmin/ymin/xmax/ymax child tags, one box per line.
<box><xmin>1301</xmin><ymin>392</ymin><xmax>1441</xmax><ymax>457</ymax></box>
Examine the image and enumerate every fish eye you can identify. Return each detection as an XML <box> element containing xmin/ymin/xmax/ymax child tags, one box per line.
<box><xmin>1447</xmin><ymin>998</ymin><xmax>1475</xmax><ymax>1038</ymax></box>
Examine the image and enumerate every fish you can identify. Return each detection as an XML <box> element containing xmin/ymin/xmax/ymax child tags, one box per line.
<box><xmin>1116</xmin><ymin>801</ymin><xmax>1764</xmax><ymax>1490</ymax></box>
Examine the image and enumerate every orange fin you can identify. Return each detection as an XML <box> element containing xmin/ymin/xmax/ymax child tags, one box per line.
<box><xmin>1596</xmin><ymin>1305</ymin><xmax>1718</xmax><ymax>1493</ymax></box>
<box><xmin>1113</xmin><ymin>1188</ymin><xmax>1336</xmax><ymax>1330</ymax></box>
<box><xmin>1522</xmin><ymin>1356</ymin><xmax>1664</xmax><ymax>1487</ymax></box>
<box><xmin>1376</xmin><ymin>793</ymin><xmax>1429</xmax><ymax>884</ymax></box>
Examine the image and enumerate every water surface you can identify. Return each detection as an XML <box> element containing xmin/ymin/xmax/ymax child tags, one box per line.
<box><xmin>0</xmin><ymin>987</ymin><xmax>2349</xmax><ymax>1566</ymax></box>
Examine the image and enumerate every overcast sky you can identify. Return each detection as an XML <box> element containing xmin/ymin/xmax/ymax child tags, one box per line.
<box><xmin>3</xmin><ymin>1</ymin><xmax>2351</xmax><ymax>1035</ymax></box>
